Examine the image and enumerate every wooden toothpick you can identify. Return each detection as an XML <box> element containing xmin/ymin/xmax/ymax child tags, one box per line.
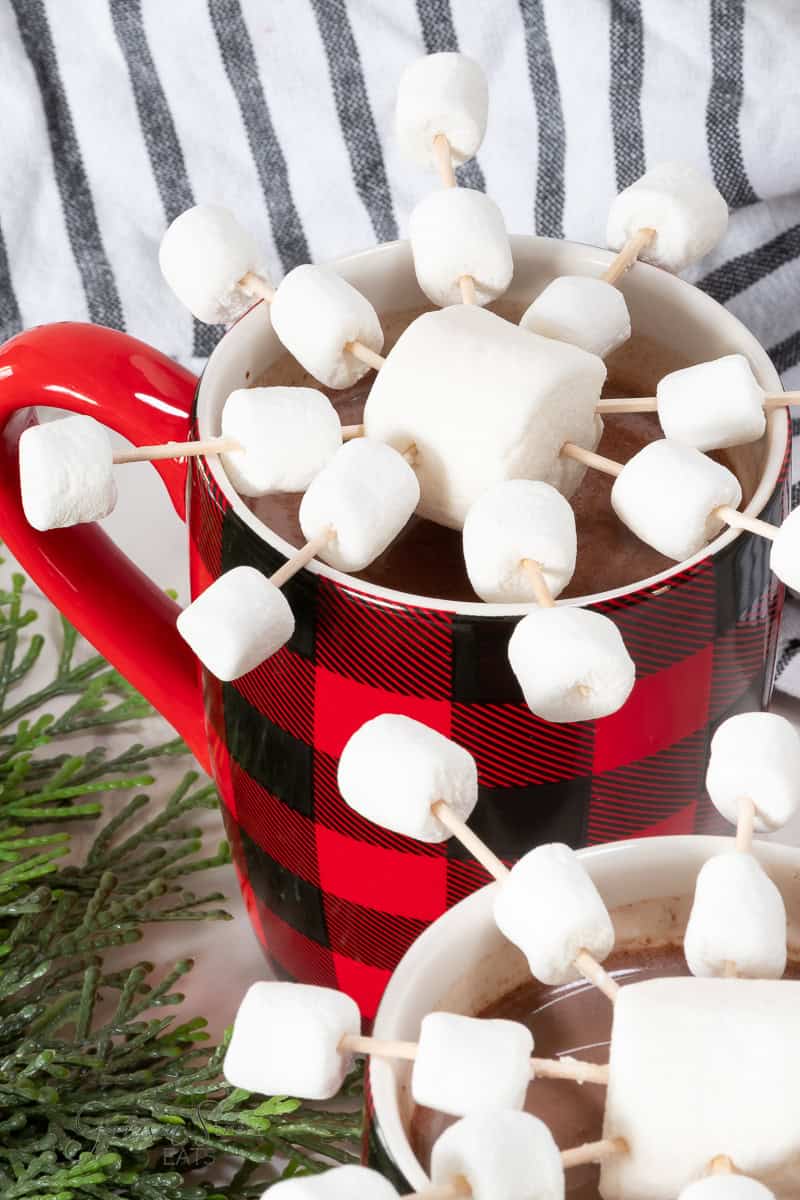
<box><xmin>110</xmin><ymin>421</ymin><xmax>364</xmax><ymax>469</ymax></box>
<box><xmin>602</xmin><ymin>228</ymin><xmax>656</xmax><ymax>286</ymax></box>
<box><xmin>596</xmin><ymin>392</ymin><xmax>796</xmax><ymax>417</ymax></box>
<box><xmin>431</xmin><ymin>132</ymin><xmax>477</xmax><ymax>305</ymax></box>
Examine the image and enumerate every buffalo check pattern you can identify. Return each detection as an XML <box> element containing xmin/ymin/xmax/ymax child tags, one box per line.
<box><xmin>188</xmin><ymin>442</ymin><xmax>789</xmax><ymax>1018</ymax></box>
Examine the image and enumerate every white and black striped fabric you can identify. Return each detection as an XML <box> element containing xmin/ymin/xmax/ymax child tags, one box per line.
<box><xmin>2</xmin><ymin>0</ymin><xmax>800</xmax><ymax>686</ymax></box>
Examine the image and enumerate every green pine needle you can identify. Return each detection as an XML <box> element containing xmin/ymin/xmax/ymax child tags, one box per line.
<box><xmin>0</xmin><ymin>563</ymin><xmax>361</xmax><ymax>1197</ymax></box>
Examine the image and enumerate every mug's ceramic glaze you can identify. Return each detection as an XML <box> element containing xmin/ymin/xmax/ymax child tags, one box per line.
<box><xmin>0</xmin><ymin>238</ymin><xmax>790</xmax><ymax>1016</ymax></box>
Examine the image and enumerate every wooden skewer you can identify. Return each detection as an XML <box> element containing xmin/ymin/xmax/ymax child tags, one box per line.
<box><xmin>431</xmin><ymin>133</ymin><xmax>477</xmax><ymax>306</ymax></box>
<box><xmin>521</xmin><ymin>559</ymin><xmax>556</xmax><ymax>609</ymax></box>
<box><xmin>708</xmin><ymin>1155</ymin><xmax>736</xmax><ymax>1175</ymax></box>
<box><xmin>269</xmin><ymin>528</ymin><xmax>335</xmax><ymax>589</ymax></box>
<box><xmin>602</xmin><ymin>228</ymin><xmax>656</xmax><ymax>286</ymax></box>
<box><xmin>596</xmin><ymin>392</ymin><xmax>797</xmax><ymax>416</ymax></box>
<box><xmin>111</xmin><ymin>422</ymin><xmax>364</xmax><ymax>467</ymax></box>
<box><xmin>735</xmin><ymin>795</ymin><xmax>756</xmax><ymax>854</ymax></box>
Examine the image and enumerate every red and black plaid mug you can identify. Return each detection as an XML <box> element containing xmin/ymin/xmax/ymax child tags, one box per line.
<box><xmin>0</xmin><ymin>238</ymin><xmax>789</xmax><ymax>1017</ymax></box>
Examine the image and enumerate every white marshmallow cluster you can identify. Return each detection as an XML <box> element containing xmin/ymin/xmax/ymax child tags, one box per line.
<box><xmin>606</xmin><ymin>161</ymin><xmax>729</xmax><ymax>273</ymax></box>
<box><xmin>520</xmin><ymin>276</ymin><xmax>631</xmax><ymax>359</ymax></box>
<box><xmin>395</xmin><ymin>52</ymin><xmax>488</xmax><ymax>168</ymax></box>
<box><xmin>705</xmin><ymin>712</ymin><xmax>800</xmax><ymax>832</ymax></box>
<box><xmin>431</xmin><ymin>1111</ymin><xmax>564</xmax><ymax>1200</ymax></box>
<box><xmin>409</xmin><ymin>188</ymin><xmax>513</xmax><ymax>308</ymax></box>
<box><xmin>412</xmin><ymin>1012</ymin><xmax>532</xmax><ymax>1116</ymax></box>
<box><xmin>19</xmin><ymin>415</ymin><xmax>118</xmax><ymax>532</ymax></box>
<box><xmin>683</xmin><ymin>853</ymin><xmax>787</xmax><ymax>979</ymax></box>
<box><xmin>159</xmin><ymin>205</ymin><xmax>260</xmax><ymax>324</ymax></box>
<box><xmin>656</xmin><ymin>355</ymin><xmax>767</xmax><ymax>452</ymax></box>
<box><xmin>611</xmin><ymin>439</ymin><xmax>742</xmax><ymax>562</ymax></box>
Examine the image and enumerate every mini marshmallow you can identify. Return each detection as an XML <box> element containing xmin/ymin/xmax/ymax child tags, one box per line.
<box><xmin>298</xmin><ymin>439</ymin><xmax>419</xmax><ymax>573</ymax></box>
<box><xmin>611</xmin><ymin>439</ymin><xmax>742</xmax><ymax>561</ymax></box>
<box><xmin>220</xmin><ymin>386</ymin><xmax>341</xmax><ymax>496</ymax></box>
<box><xmin>463</xmin><ymin>480</ymin><xmax>577</xmax><ymax>603</ymax></box>
<box><xmin>265</xmin><ymin>1167</ymin><xmax>399</xmax><ymax>1200</ymax></box>
<box><xmin>431</xmin><ymin>1111</ymin><xmax>564</xmax><ymax>1200</ymax></box>
<box><xmin>769</xmin><ymin>506</ymin><xmax>800</xmax><ymax>592</ymax></box>
<box><xmin>494</xmin><ymin>843</ymin><xmax>615</xmax><ymax>986</ymax></box>
<box><xmin>19</xmin><ymin>415</ymin><xmax>118</xmax><ymax>531</ymax></box>
<box><xmin>520</xmin><ymin>276</ymin><xmax>631</xmax><ymax>359</ymax></box>
<box><xmin>409</xmin><ymin>189</ymin><xmax>513</xmax><ymax>308</ymax></box>
<box><xmin>679</xmin><ymin>1180</ymin><xmax>776</xmax><ymax>1200</ymax></box>
<box><xmin>396</xmin><ymin>52</ymin><xmax>488</xmax><ymax>168</ymax></box>
<box><xmin>338</xmin><ymin>715</ymin><xmax>478</xmax><ymax>843</ymax></box>
<box><xmin>270</xmin><ymin>265</ymin><xmax>384</xmax><ymax>390</ymax></box>
<box><xmin>158</xmin><ymin>205</ymin><xmax>260</xmax><ymax>324</ymax></box>
<box><xmin>705</xmin><ymin>712</ymin><xmax>800</xmax><ymax>832</ymax></box>
<box><xmin>223</xmin><ymin>981</ymin><xmax>359</xmax><ymax>1100</ymax></box>
<box><xmin>177</xmin><ymin>566</ymin><xmax>294</xmax><ymax>681</ymax></box>
<box><xmin>364</xmin><ymin>305</ymin><xmax>606</xmax><ymax>529</ymax></box>
<box><xmin>606</xmin><ymin>161</ymin><xmax>728</xmax><ymax>273</ymax></box>
<box><xmin>601</xmin><ymin>977</ymin><xmax>800</xmax><ymax>1199</ymax></box>
<box><xmin>657</xmin><ymin>355</ymin><xmax>766</xmax><ymax>451</ymax></box>
<box><xmin>507</xmin><ymin>608</ymin><xmax>635</xmax><ymax>723</ymax></box>
<box><xmin>684</xmin><ymin>853</ymin><xmax>787</xmax><ymax>979</ymax></box>
<box><xmin>412</xmin><ymin>1012</ymin><xmax>533</xmax><ymax>1117</ymax></box>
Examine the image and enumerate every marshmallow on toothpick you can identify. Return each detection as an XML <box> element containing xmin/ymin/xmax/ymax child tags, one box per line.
<box><xmin>606</xmin><ymin>161</ymin><xmax>728</xmax><ymax>273</ymax></box>
<box><xmin>159</xmin><ymin>204</ymin><xmax>261</xmax><ymax>324</ymax></box>
<box><xmin>299</xmin><ymin>438</ymin><xmax>419</xmax><ymax>573</ymax></box>
<box><xmin>656</xmin><ymin>355</ymin><xmax>767</xmax><ymax>451</ymax></box>
<box><xmin>508</xmin><ymin>607</ymin><xmax>635</xmax><ymax>723</ymax></box>
<box><xmin>462</xmin><ymin>480</ymin><xmax>577</xmax><ymax>603</ymax></box>
<box><xmin>769</xmin><ymin>506</ymin><xmax>800</xmax><ymax>592</ymax></box>
<box><xmin>431</xmin><ymin>1111</ymin><xmax>564</xmax><ymax>1200</ymax></box>
<box><xmin>494</xmin><ymin>843</ymin><xmax>615</xmax><ymax>986</ymax></box>
<box><xmin>412</xmin><ymin>1012</ymin><xmax>533</xmax><ymax>1116</ymax></box>
<box><xmin>683</xmin><ymin>853</ymin><xmax>787</xmax><ymax>979</ymax></box>
<box><xmin>705</xmin><ymin>712</ymin><xmax>800</xmax><ymax>832</ymax></box>
<box><xmin>364</xmin><ymin>305</ymin><xmax>605</xmax><ymax>529</ymax></box>
<box><xmin>220</xmin><ymin>386</ymin><xmax>342</xmax><ymax>496</ymax></box>
<box><xmin>610</xmin><ymin>439</ymin><xmax>742</xmax><ymax>561</ymax></box>
<box><xmin>409</xmin><ymin>189</ymin><xmax>513</xmax><ymax>308</ymax></box>
<box><xmin>264</xmin><ymin>1167</ymin><xmax>398</xmax><ymax>1200</ymax></box>
<box><xmin>223</xmin><ymin>981</ymin><xmax>359</xmax><ymax>1099</ymax></box>
<box><xmin>520</xmin><ymin>276</ymin><xmax>631</xmax><ymax>359</ymax></box>
<box><xmin>679</xmin><ymin>1180</ymin><xmax>776</xmax><ymax>1200</ymax></box>
<box><xmin>396</xmin><ymin>52</ymin><xmax>488</xmax><ymax>168</ymax></box>
<box><xmin>19</xmin><ymin>415</ymin><xmax>118</xmax><ymax>531</ymax></box>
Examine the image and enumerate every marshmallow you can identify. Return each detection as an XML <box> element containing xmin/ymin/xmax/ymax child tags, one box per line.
<box><xmin>19</xmin><ymin>415</ymin><xmax>118</xmax><ymax>531</ymax></box>
<box><xmin>507</xmin><ymin>607</ymin><xmax>635</xmax><ymax>723</ymax></box>
<box><xmin>223</xmin><ymin>981</ymin><xmax>359</xmax><ymax>1100</ymax></box>
<box><xmin>494</xmin><ymin>843</ymin><xmax>615</xmax><ymax>985</ymax></box>
<box><xmin>679</xmin><ymin>1180</ymin><xmax>776</xmax><ymax>1200</ymax></box>
<box><xmin>158</xmin><ymin>205</ymin><xmax>260</xmax><ymax>324</ymax></box>
<box><xmin>657</xmin><ymin>355</ymin><xmax>767</xmax><ymax>451</ymax></box>
<box><xmin>338</xmin><ymin>715</ymin><xmax>478</xmax><ymax>843</ymax></box>
<box><xmin>412</xmin><ymin>1012</ymin><xmax>533</xmax><ymax>1117</ymax></box>
<box><xmin>409</xmin><ymin>189</ymin><xmax>513</xmax><ymax>308</ymax></box>
<box><xmin>395</xmin><ymin>52</ymin><xmax>488</xmax><ymax>168</ymax></box>
<box><xmin>462</xmin><ymin>480</ymin><xmax>577</xmax><ymax>603</ymax></box>
<box><xmin>769</xmin><ymin>507</ymin><xmax>800</xmax><ymax>592</ymax></box>
<box><xmin>601</xmin><ymin>977</ymin><xmax>800</xmax><ymax>1199</ymax></box>
<box><xmin>265</xmin><ymin>1167</ymin><xmax>398</xmax><ymax>1200</ymax></box>
<box><xmin>431</xmin><ymin>1111</ymin><xmax>564</xmax><ymax>1200</ymax></box>
<box><xmin>520</xmin><ymin>276</ymin><xmax>631</xmax><ymax>359</ymax></box>
<box><xmin>684</xmin><ymin>853</ymin><xmax>787</xmax><ymax>979</ymax></box>
<box><xmin>220</xmin><ymin>386</ymin><xmax>341</xmax><ymax>496</ymax></box>
<box><xmin>705</xmin><ymin>712</ymin><xmax>800</xmax><ymax>832</ymax></box>
<box><xmin>611</xmin><ymin>439</ymin><xmax>742</xmax><ymax>562</ymax></box>
<box><xmin>364</xmin><ymin>305</ymin><xmax>606</xmax><ymax>529</ymax></box>
<box><xmin>270</xmin><ymin>265</ymin><xmax>384</xmax><ymax>390</ymax></box>
<box><xmin>606</xmin><ymin>161</ymin><xmax>729</xmax><ymax>273</ymax></box>
<box><xmin>177</xmin><ymin>566</ymin><xmax>294</xmax><ymax>681</ymax></box>
<box><xmin>299</xmin><ymin>439</ymin><xmax>419</xmax><ymax>573</ymax></box>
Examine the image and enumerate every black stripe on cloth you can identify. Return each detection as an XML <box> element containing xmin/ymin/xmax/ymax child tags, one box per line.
<box><xmin>10</xmin><ymin>0</ymin><xmax>124</xmax><ymax>330</ymax></box>
<box><xmin>706</xmin><ymin>0</ymin><xmax>758</xmax><ymax>210</ymax></box>
<box><xmin>208</xmin><ymin>0</ymin><xmax>310</xmax><ymax>272</ymax></box>
<box><xmin>0</xmin><ymin>224</ymin><xmax>22</xmax><ymax>345</ymax></box>
<box><xmin>609</xmin><ymin>0</ymin><xmax>645</xmax><ymax>191</ymax></box>
<box><xmin>697</xmin><ymin>223</ymin><xmax>800</xmax><ymax>305</ymax></box>
<box><xmin>109</xmin><ymin>0</ymin><xmax>219</xmax><ymax>360</ymax></box>
<box><xmin>415</xmin><ymin>0</ymin><xmax>486</xmax><ymax>192</ymax></box>
<box><xmin>518</xmin><ymin>0</ymin><xmax>565</xmax><ymax>239</ymax></box>
<box><xmin>776</xmin><ymin>638</ymin><xmax>800</xmax><ymax>678</ymax></box>
<box><xmin>310</xmin><ymin>0</ymin><xmax>398</xmax><ymax>244</ymax></box>
<box><xmin>769</xmin><ymin>330</ymin><xmax>800</xmax><ymax>377</ymax></box>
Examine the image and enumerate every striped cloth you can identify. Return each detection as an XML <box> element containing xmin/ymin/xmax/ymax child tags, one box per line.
<box><xmin>2</xmin><ymin>0</ymin><xmax>800</xmax><ymax>688</ymax></box>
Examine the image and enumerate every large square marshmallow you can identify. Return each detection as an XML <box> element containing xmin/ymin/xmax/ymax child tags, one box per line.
<box><xmin>412</xmin><ymin>1012</ymin><xmax>533</xmax><ymax>1117</ymax></box>
<box><xmin>606</xmin><ymin>162</ymin><xmax>728</xmax><ymax>273</ymax></box>
<box><xmin>338</xmin><ymin>715</ymin><xmax>478</xmax><ymax>843</ymax></box>
<box><xmin>705</xmin><ymin>712</ymin><xmax>800</xmax><ymax>832</ymax></box>
<box><xmin>611</xmin><ymin>439</ymin><xmax>742</xmax><ymax>562</ymax></box>
<box><xmin>177</xmin><ymin>567</ymin><xmax>295</xmax><ymax>681</ymax></box>
<box><xmin>409</xmin><ymin>189</ymin><xmax>513</xmax><ymax>307</ymax></box>
<box><xmin>270</xmin><ymin>265</ymin><xmax>384</xmax><ymax>389</ymax></box>
<box><xmin>364</xmin><ymin>306</ymin><xmax>606</xmax><ymax>529</ymax></box>
<box><xmin>683</xmin><ymin>852</ymin><xmax>786</xmax><ymax>979</ymax></box>
<box><xmin>20</xmin><ymin>415</ymin><xmax>118</xmax><ymax>531</ymax></box>
<box><xmin>159</xmin><ymin>205</ymin><xmax>260</xmax><ymax>324</ymax></box>
<box><xmin>267</xmin><ymin>1167</ymin><xmax>398</xmax><ymax>1200</ymax></box>
<box><xmin>494</xmin><ymin>843</ymin><xmax>615</xmax><ymax>985</ymax></box>
<box><xmin>431</xmin><ymin>1112</ymin><xmax>564</xmax><ymax>1200</ymax></box>
<box><xmin>601</xmin><ymin>978</ymin><xmax>800</xmax><ymax>1199</ymax></box>
<box><xmin>657</xmin><ymin>356</ymin><xmax>766</xmax><ymax>451</ymax></box>
<box><xmin>520</xmin><ymin>276</ymin><xmax>631</xmax><ymax>359</ymax></box>
<box><xmin>224</xmin><ymin>982</ymin><xmax>360</xmax><ymax>1100</ymax></box>
<box><xmin>396</xmin><ymin>52</ymin><xmax>488</xmax><ymax>167</ymax></box>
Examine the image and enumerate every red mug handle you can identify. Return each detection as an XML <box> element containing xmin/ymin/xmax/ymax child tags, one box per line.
<box><xmin>0</xmin><ymin>321</ymin><xmax>211</xmax><ymax>771</ymax></box>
